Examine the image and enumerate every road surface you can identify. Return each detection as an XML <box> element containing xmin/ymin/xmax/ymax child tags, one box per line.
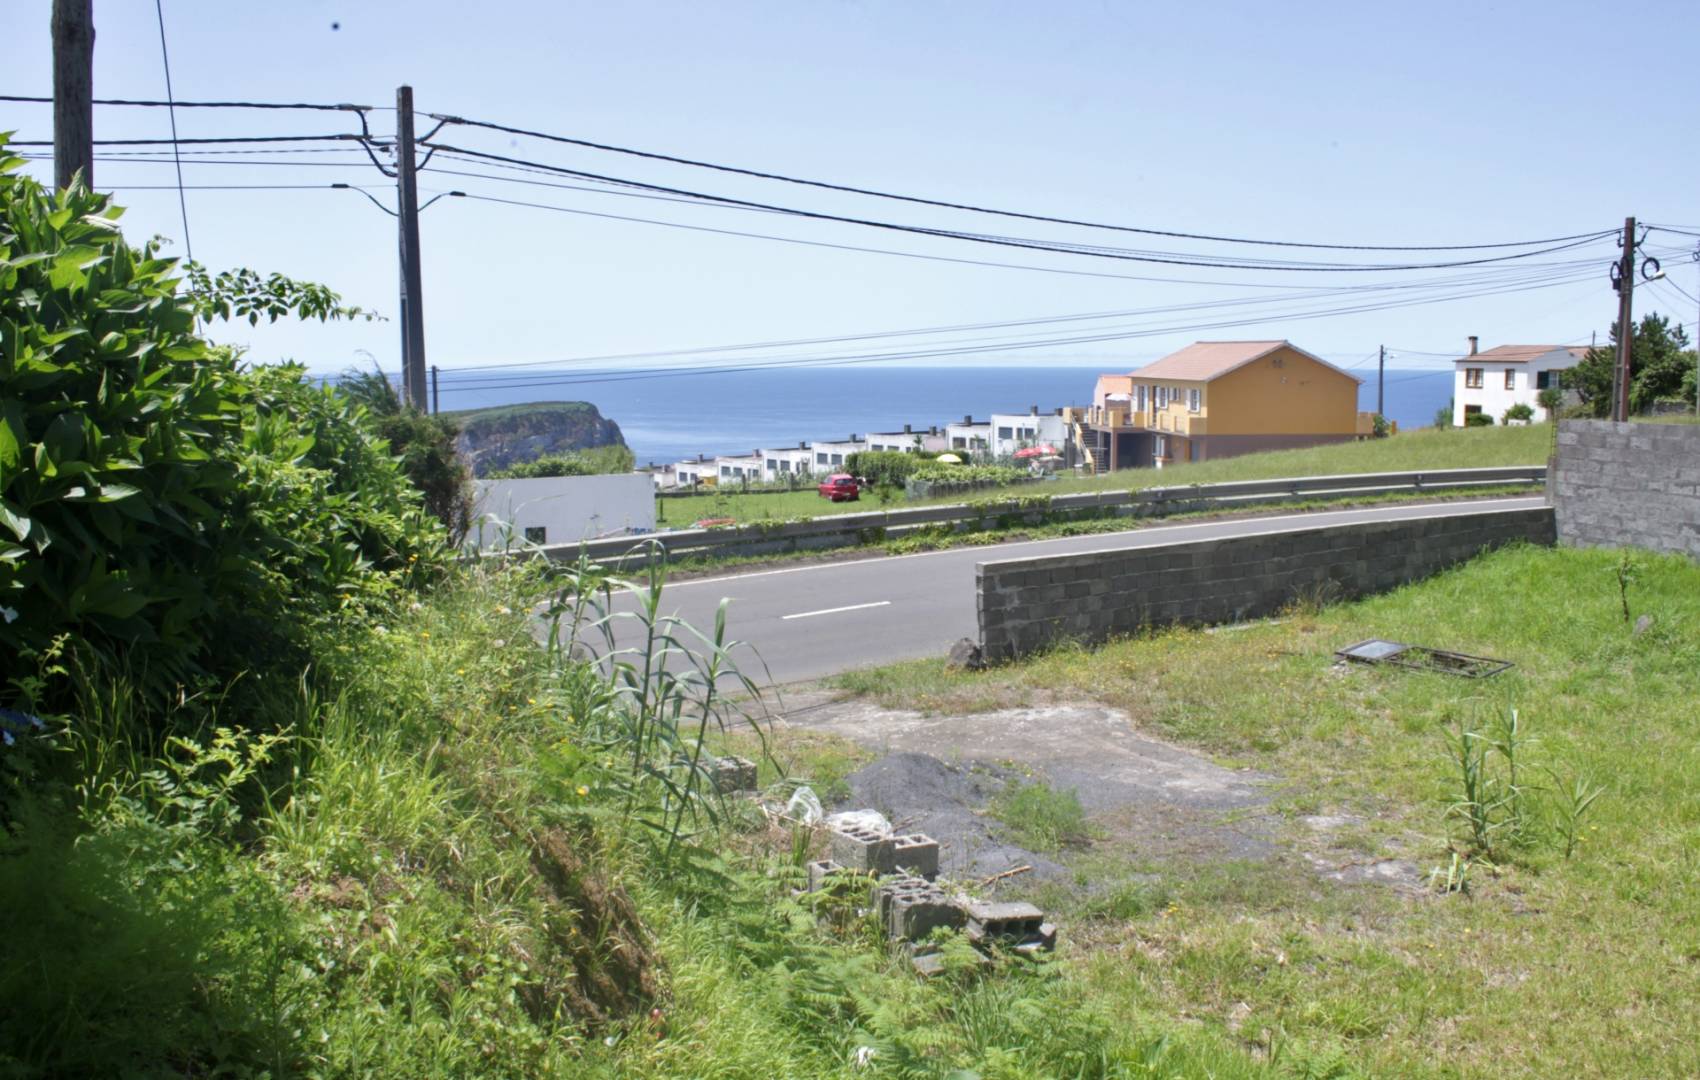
<box><xmin>600</xmin><ymin>496</ymin><xmax>1546</xmax><ymax>686</ymax></box>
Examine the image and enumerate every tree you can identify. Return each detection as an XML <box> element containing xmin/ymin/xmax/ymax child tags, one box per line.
<box><xmin>1570</xmin><ymin>312</ymin><xmax>1696</xmax><ymax>417</ymax></box>
<box><xmin>339</xmin><ymin>368</ymin><xmax>474</xmax><ymax>544</ymax></box>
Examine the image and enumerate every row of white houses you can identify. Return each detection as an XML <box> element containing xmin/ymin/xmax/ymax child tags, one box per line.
<box><xmin>647</xmin><ymin>408</ymin><xmax>1069</xmax><ymax>489</ymax></box>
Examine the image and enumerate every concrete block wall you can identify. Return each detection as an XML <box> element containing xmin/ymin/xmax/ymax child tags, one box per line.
<box><xmin>1552</xmin><ymin>420</ymin><xmax>1700</xmax><ymax>559</ymax></box>
<box><xmin>977</xmin><ymin>507</ymin><xmax>1556</xmax><ymax>660</ymax></box>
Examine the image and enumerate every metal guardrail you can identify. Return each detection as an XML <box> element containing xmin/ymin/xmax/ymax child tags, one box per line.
<box><xmin>528</xmin><ymin>466</ymin><xmax>1547</xmax><ymax>565</ymax></box>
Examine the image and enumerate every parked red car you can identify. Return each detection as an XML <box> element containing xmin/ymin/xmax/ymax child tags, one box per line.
<box><xmin>817</xmin><ymin>473</ymin><xmax>862</xmax><ymax>502</ymax></box>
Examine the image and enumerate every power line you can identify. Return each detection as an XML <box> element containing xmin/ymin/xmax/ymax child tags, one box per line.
<box><xmin>429</xmin><ymin>143</ymin><xmax>1615</xmax><ymax>273</ymax></box>
<box><xmin>152</xmin><ymin>0</ymin><xmax>191</xmax><ymax>260</ymax></box>
<box><xmin>430</xmin><ymin>112</ymin><xmax>1610</xmax><ymax>255</ymax></box>
<box><xmin>9</xmin><ymin>132</ymin><xmax>367</xmax><ymax>146</ymax></box>
<box><xmin>0</xmin><ymin>92</ymin><xmax>370</xmax><ymax>111</ymax></box>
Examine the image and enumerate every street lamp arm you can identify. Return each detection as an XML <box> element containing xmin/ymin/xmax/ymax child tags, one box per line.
<box><xmin>331</xmin><ymin>182</ymin><xmax>397</xmax><ymax>216</ymax></box>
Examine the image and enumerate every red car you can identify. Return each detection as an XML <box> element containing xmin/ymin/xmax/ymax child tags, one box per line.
<box><xmin>817</xmin><ymin>473</ymin><xmax>862</xmax><ymax>501</ymax></box>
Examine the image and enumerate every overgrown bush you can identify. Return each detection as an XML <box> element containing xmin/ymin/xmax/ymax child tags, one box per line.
<box><xmin>338</xmin><ymin>368</ymin><xmax>473</xmax><ymax>542</ymax></box>
<box><xmin>1503</xmin><ymin>402</ymin><xmax>1535</xmax><ymax>423</ymax></box>
<box><xmin>1465</xmin><ymin>412</ymin><xmax>1495</xmax><ymax>427</ymax></box>
<box><xmin>843</xmin><ymin>449</ymin><xmax>917</xmax><ymax>488</ymax></box>
<box><xmin>0</xmin><ymin>142</ymin><xmax>446</xmax><ymax>714</ymax></box>
<box><xmin>911</xmin><ymin>463</ymin><xmax>1027</xmax><ymax>485</ymax></box>
<box><xmin>490</xmin><ymin>443</ymin><xmax>635</xmax><ymax>478</ymax></box>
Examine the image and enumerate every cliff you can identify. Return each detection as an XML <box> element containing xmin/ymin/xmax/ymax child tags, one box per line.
<box><xmin>450</xmin><ymin>401</ymin><xmax>627</xmax><ymax>477</ymax></box>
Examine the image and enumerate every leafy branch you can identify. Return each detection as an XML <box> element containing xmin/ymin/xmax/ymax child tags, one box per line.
<box><xmin>181</xmin><ymin>262</ymin><xmax>381</xmax><ymax>325</ymax></box>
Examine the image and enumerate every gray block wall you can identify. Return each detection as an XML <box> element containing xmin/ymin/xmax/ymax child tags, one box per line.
<box><xmin>977</xmin><ymin>508</ymin><xmax>1556</xmax><ymax>660</ymax></box>
<box><xmin>1552</xmin><ymin>420</ymin><xmax>1700</xmax><ymax>559</ymax></box>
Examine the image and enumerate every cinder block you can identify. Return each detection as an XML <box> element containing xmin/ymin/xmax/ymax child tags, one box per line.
<box><xmin>963</xmin><ymin>900</ymin><xmax>1046</xmax><ymax>945</ymax></box>
<box><xmin>831</xmin><ymin>824</ymin><xmax>897</xmax><ymax>874</ymax></box>
<box><xmin>807</xmin><ymin>858</ymin><xmax>850</xmax><ymax>893</ymax></box>
<box><xmin>891</xmin><ymin>833</ymin><xmax>940</xmax><ymax>880</ymax></box>
<box><xmin>710</xmin><ymin>755</ymin><xmax>758</xmax><ymax>794</ymax></box>
<box><xmin>886</xmin><ymin>884</ymin><xmax>965</xmax><ymax>942</ymax></box>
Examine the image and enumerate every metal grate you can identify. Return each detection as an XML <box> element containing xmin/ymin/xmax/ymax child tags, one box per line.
<box><xmin>1335</xmin><ymin>639</ymin><xmax>1512</xmax><ymax>679</ymax></box>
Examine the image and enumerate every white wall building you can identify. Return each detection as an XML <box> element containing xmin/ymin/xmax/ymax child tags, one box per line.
<box><xmin>672</xmin><ymin>456</ymin><xmax>713</xmax><ymax>488</ymax></box>
<box><xmin>810</xmin><ymin>436</ymin><xmax>867</xmax><ymax>472</ymax></box>
<box><xmin>468</xmin><ymin>473</ymin><xmax>655</xmax><ymax>552</ymax></box>
<box><xmin>1452</xmin><ymin>339</ymin><xmax>1585</xmax><ymax>426</ymax></box>
<box><xmin>760</xmin><ymin>444</ymin><xmax>816</xmax><ymax>482</ymax></box>
<box><xmin>713</xmin><ymin>452</ymin><xmax>765</xmax><ymax>484</ymax></box>
<box><xmin>989</xmin><ymin>408</ymin><xmax>1067</xmax><ymax>458</ymax></box>
<box><xmin>866</xmin><ymin>425</ymin><xmax>946</xmax><ymax>453</ymax></box>
<box><xmin>944</xmin><ymin>416</ymin><xmax>992</xmax><ymax>457</ymax></box>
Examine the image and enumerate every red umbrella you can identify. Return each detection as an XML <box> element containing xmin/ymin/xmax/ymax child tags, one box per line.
<box><xmin>1013</xmin><ymin>444</ymin><xmax>1058</xmax><ymax>459</ymax></box>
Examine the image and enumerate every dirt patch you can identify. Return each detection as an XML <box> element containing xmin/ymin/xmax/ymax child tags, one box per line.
<box><xmin>788</xmin><ymin>697</ymin><xmax>1279</xmax><ymax>879</ymax></box>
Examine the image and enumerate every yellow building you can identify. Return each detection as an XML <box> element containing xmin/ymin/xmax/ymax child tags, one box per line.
<box><xmin>1069</xmin><ymin>341</ymin><xmax>1368</xmax><ymax>472</ymax></box>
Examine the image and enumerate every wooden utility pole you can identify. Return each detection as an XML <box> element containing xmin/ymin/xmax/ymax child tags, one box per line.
<box><xmin>395</xmin><ymin>86</ymin><xmax>429</xmax><ymax>411</ymax></box>
<box><xmin>51</xmin><ymin>0</ymin><xmax>95</xmax><ymax>190</ymax></box>
<box><xmin>431</xmin><ymin>364</ymin><xmax>440</xmax><ymax>415</ymax></box>
<box><xmin>1612</xmin><ymin>216</ymin><xmax>1636</xmax><ymax>422</ymax></box>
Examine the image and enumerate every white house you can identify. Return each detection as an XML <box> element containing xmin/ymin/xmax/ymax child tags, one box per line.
<box><xmin>468</xmin><ymin>473</ymin><xmax>655</xmax><ymax>552</ymax></box>
<box><xmin>760</xmin><ymin>443</ymin><xmax>816</xmax><ymax>482</ymax></box>
<box><xmin>989</xmin><ymin>407</ymin><xmax>1066</xmax><ymax>459</ymax></box>
<box><xmin>713</xmin><ymin>451</ymin><xmax>765</xmax><ymax>485</ymax></box>
<box><xmin>944</xmin><ymin>416</ymin><xmax>992</xmax><ymax>457</ymax></box>
<box><xmin>672</xmin><ymin>456</ymin><xmax>713</xmax><ymax>488</ymax></box>
<box><xmin>865</xmin><ymin>424</ymin><xmax>947</xmax><ymax>454</ymax></box>
<box><xmin>1452</xmin><ymin>337</ymin><xmax>1586</xmax><ymax>425</ymax></box>
<box><xmin>810</xmin><ymin>435</ymin><xmax>867</xmax><ymax>472</ymax></box>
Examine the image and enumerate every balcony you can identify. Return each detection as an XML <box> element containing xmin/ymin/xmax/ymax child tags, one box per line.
<box><xmin>1086</xmin><ymin>405</ymin><xmax>1145</xmax><ymax>430</ymax></box>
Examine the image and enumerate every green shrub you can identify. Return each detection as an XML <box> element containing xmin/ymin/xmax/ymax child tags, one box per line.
<box><xmin>1465</xmin><ymin>412</ymin><xmax>1495</xmax><ymax>427</ymax></box>
<box><xmin>490</xmin><ymin>444</ymin><xmax>635</xmax><ymax>479</ymax></box>
<box><xmin>992</xmin><ymin>779</ymin><xmax>1091</xmax><ymax>851</ymax></box>
<box><xmin>911</xmin><ymin>463</ymin><xmax>1027</xmax><ymax>485</ymax></box>
<box><xmin>843</xmin><ymin>449</ymin><xmax>917</xmax><ymax>488</ymax></box>
<box><xmin>0</xmin><ymin>142</ymin><xmax>445</xmax><ymax>713</ymax></box>
<box><xmin>1503</xmin><ymin>402</ymin><xmax>1535</xmax><ymax>423</ymax></box>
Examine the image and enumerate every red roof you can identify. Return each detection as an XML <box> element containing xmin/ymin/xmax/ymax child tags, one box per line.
<box><xmin>1131</xmin><ymin>340</ymin><xmax>1362</xmax><ymax>384</ymax></box>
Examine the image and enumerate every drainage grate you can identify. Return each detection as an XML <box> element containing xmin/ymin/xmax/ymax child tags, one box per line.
<box><xmin>1335</xmin><ymin>639</ymin><xmax>1512</xmax><ymax>678</ymax></box>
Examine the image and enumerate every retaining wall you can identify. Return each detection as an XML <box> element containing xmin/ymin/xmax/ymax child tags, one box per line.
<box><xmin>976</xmin><ymin>507</ymin><xmax>1556</xmax><ymax>660</ymax></box>
<box><xmin>1552</xmin><ymin>420</ymin><xmax>1700</xmax><ymax>559</ymax></box>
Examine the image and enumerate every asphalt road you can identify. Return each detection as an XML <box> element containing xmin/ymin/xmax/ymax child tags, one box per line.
<box><xmin>607</xmin><ymin>496</ymin><xmax>1546</xmax><ymax>686</ymax></box>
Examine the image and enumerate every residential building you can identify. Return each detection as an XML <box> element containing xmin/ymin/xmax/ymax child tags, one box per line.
<box><xmin>944</xmin><ymin>415</ymin><xmax>992</xmax><ymax>457</ymax></box>
<box><xmin>1451</xmin><ymin>337</ymin><xmax>1585</xmax><ymax>425</ymax></box>
<box><xmin>714</xmin><ymin>451</ymin><xmax>765</xmax><ymax>484</ymax></box>
<box><xmin>1070</xmin><ymin>341</ymin><xmax>1363</xmax><ymax>472</ymax></box>
<box><xmin>810</xmin><ymin>435</ymin><xmax>867</xmax><ymax>471</ymax></box>
<box><xmin>673</xmin><ymin>455</ymin><xmax>713</xmax><ymax>488</ymax></box>
<box><xmin>467</xmin><ymin>473</ymin><xmax>654</xmax><ymax>551</ymax></box>
<box><xmin>760</xmin><ymin>443</ymin><xmax>816</xmax><ymax>482</ymax></box>
<box><xmin>866</xmin><ymin>424</ymin><xmax>946</xmax><ymax>454</ymax></box>
<box><xmin>989</xmin><ymin>407</ymin><xmax>1066</xmax><ymax>459</ymax></box>
<box><xmin>640</xmin><ymin>462</ymin><xmax>676</xmax><ymax>489</ymax></box>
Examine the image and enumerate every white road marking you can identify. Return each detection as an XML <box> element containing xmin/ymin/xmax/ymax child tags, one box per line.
<box><xmin>665</xmin><ymin>496</ymin><xmax>1545</xmax><ymax>588</ymax></box>
<box><xmin>781</xmin><ymin>600</ymin><xmax>892</xmax><ymax>620</ymax></box>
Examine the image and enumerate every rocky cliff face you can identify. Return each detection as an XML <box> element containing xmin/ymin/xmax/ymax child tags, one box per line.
<box><xmin>452</xmin><ymin>402</ymin><xmax>627</xmax><ymax>477</ymax></box>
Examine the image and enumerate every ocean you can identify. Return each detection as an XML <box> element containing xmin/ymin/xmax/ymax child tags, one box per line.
<box><xmin>434</xmin><ymin>364</ymin><xmax>1456</xmax><ymax>466</ymax></box>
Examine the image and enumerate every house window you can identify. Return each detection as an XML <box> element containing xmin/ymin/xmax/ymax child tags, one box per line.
<box><xmin>1156</xmin><ymin>386</ymin><xmax>1169</xmax><ymax>409</ymax></box>
<box><xmin>524</xmin><ymin>526</ymin><xmax>547</xmax><ymax>544</ymax></box>
<box><xmin>1504</xmin><ymin>369</ymin><xmax>1516</xmax><ymax>390</ymax></box>
<box><xmin>997</xmin><ymin>426</ymin><xmax>1014</xmax><ymax>440</ymax></box>
<box><xmin>1188</xmin><ymin>388</ymin><xmax>1201</xmax><ymax>412</ymax></box>
<box><xmin>1154</xmin><ymin>435</ymin><xmax>1167</xmax><ymax>458</ymax></box>
<box><xmin>816</xmin><ymin>452</ymin><xmax>828</xmax><ymax>465</ymax></box>
<box><xmin>1536</xmin><ymin>370</ymin><xmax>1560</xmax><ymax>390</ymax></box>
<box><xmin>1465</xmin><ymin>368</ymin><xmax>1483</xmax><ymax>388</ymax></box>
<box><xmin>952</xmin><ymin>437</ymin><xmax>965</xmax><ymax>448</ymax></box>
<box><xmin>831</xmin><ymin>454</ymin><xmax>843</xmax><ymax>465</ymax></box>
<box><xmin>766</xmin><ymin>459</ymin><xmax>778</xmax><ymax>471</ymax></box>
<box><xmin>1136</xmin><ymin>385</ymin><xmax>1147</xmax><ymax>412</ymax></box>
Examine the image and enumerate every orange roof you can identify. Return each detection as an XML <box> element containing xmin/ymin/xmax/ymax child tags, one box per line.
<box><xmin>1459</xmin><ymin>344</ymin><xmax>1578</xmax><ymax>364</ymax></box>
<box><xmin>1132</xmin><ymin>340</ymin><xmax>1361</xmax><ymax>383</ymax></box>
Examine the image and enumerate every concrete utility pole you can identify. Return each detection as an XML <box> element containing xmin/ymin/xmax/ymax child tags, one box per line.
<box><xmin>51</xmin><ymin>0</ymin><xmax>95</xmax><ymax>190</ymax></box>
<box><xmin>1612</xmin><ymin>216</ymin><xmax>1637</xmax><ymax>422</ymax></box>
<box><xmin>395</xmin><ymin>85</ymin><xmax>428</xmax><ymax>411</ymax></box>
<box><xmin>1377</xmin><ymin>344</ymin><xmax>1385</xmax><ymax>419</ymax></box>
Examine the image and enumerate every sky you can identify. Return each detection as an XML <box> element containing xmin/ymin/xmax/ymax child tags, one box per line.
<box><xmin>5</xmin><ymin>0</ymin><xmax>1698</xmax><ymax>400</ymax></box>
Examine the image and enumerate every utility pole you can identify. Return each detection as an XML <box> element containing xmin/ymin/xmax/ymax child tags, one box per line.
<box><xmin>430</xmin><ymin>364</ymin><xmax>440</xmax><ymax>415</ymax></box>
<box><xmin>1377</xmin><ymin>344</ymin><xmax>1385</xmax><ymax>420</ymax></box>
<box><xmin>51</xmin><ymin>0</ymin><xmax>95</xmax><ymax>190</ymax></box>
<box><xmin>1612</xmin><ymin>216</ymin><xmax>1636</xmax><ymax>422</ymax></box>
<box><xmin>395</xmin><ymin>86</ymin><xmax>428</xmax><ymax>411</ymax></box>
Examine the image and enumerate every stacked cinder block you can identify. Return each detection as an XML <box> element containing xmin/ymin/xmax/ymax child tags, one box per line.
<box><xmin>870</xmin><ymin>875</ymin><xmax>964</xmax><ymax>942</ymax></box>
<box><xmin>964</xmin><ymin>900</ymin><xmax>1056</xmax><ymax>954</ymax></box>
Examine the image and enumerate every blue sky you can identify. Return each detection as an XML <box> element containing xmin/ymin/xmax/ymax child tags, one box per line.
<box><xmin>5</xmin><ymin>0</ymin><xmax>1697</xmax><ymax>392</ymax></box>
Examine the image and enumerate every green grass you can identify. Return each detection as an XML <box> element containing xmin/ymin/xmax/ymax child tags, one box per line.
<box><xmin>660</xmin><ymin>423</ymin><xmax>1550</xmax><ymax>524</ymax></box>
<box><xmin>827</xmin><ymin>543</ymin><xmax>1700</xmax><ymax>1076</ymax></box>
<box><xmin>992</xmin><ymin>779</ymin><xmax>1093</xmax><ymax>851</ymax></box>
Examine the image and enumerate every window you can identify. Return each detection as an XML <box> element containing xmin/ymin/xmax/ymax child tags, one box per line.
<box><xmin>1188</xmin><ymin>388</ymin><xmax>1201</xmax><ymax>412</ymax></box>
<box><xmin>766</xmin><ymin>458</ymin><xmax>778</xmax><ymax>471</ymax></box>
<box><xmin>952</xmin><ymin>437</ymin><xmax>966</xmax><ymax>449</ymax></box>
<box><xmin>1156</xmin><ymin>386</ymin><xmax>1169</xmax><ymax>409</ymax></box>
<box><xmin>816</xmin><ymin>452</ymin><xmax>828</xmax><ymax>465</ymax></box>
<box><xmin>1154</xmin><ymin>435</ymin><xmax>1167</xmax><ymax>458</ymax></box>
<box><xmin>1136</xmin><ymin>385</ymin><xmax>1147</xmax><ymax>412</ymax></box>
<box><xmin>1536</xmin><ymin>370</ymin><xmax>1561</xmax><ymax>390</ymax></box>
<box><xmin>1465</xmin><ymin>368</ymin><xmax>1483</xmax><ymax>388</ymax></box>
<box><xmin>831</xmin><ymin>453</ymin><xmax>843</xmax><ymax>465</ymax></box>
<box><xmin>1019</xmin><ymin>427</ymin><xmax>1034</xmax><ymax>440</ymax></box>
<box><xmin>997</xmin><ymin>426</ymin><xmax>1014</xmax><ymax>440</ymax></box>
<box><xmin>1504</xmin><ymin>369</ymin><xmax>1516</xmax><ymax>390</ymax></box>
<box><xmin>523</xmin><ymin>526</ymin><xmax>547</xmax><ymax>544</ymax></box>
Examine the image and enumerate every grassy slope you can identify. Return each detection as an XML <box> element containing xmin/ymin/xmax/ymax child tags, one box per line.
<box><xmin>443</xmin><ymin>399</ymin><xmax>598</xmax><ymax>425</ymax></box>
<box><xmin>663</xmin><ymin>422</ymin><xmax>1551</xmax><ymax>524</ymax></box>
<box><xmin>831</xmin><ymin>543</ymin><xmax>1700</xmax><ymax>1077</ymax></box>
